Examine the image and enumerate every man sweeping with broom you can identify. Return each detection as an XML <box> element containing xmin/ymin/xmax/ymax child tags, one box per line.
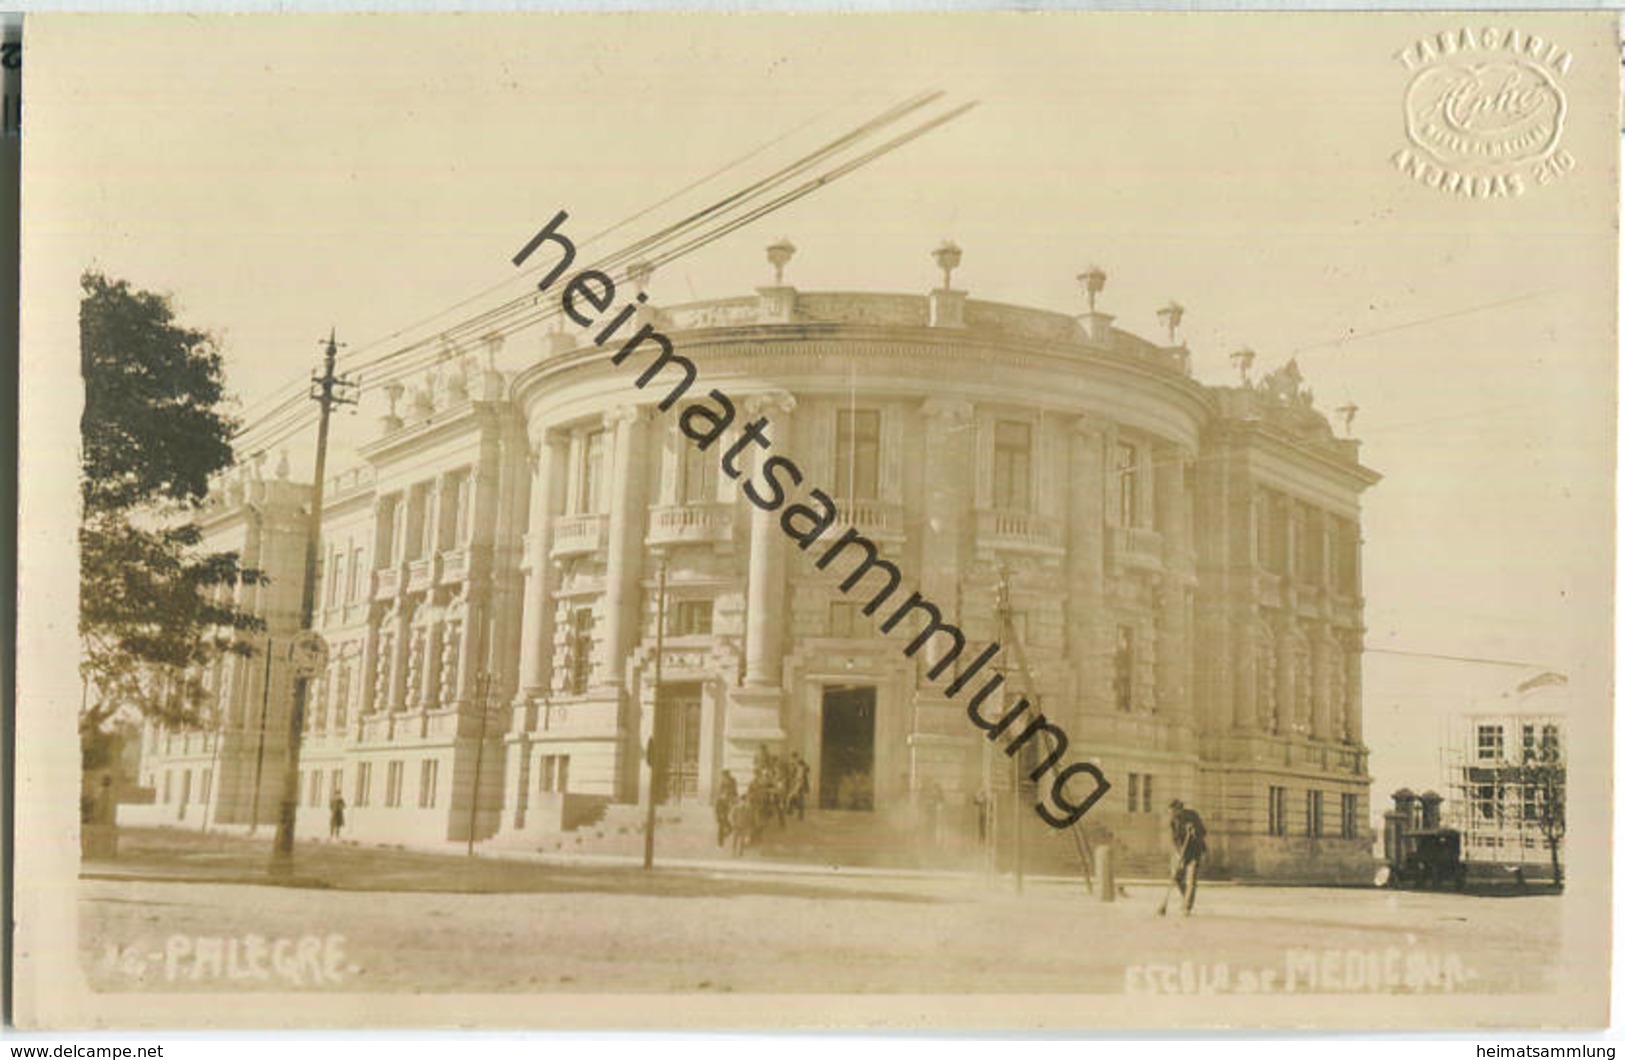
<box><xmin>1158</xmin><ymin>799</ymin><xmax>1207</xmax><ymax>917</ymax></box>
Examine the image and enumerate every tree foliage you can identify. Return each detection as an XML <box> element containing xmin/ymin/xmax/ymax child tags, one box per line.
<box><xmin>1517</xmin><ymin>738</ymin><xmax>1566</xmax><ymax>888</ymax></box>
<box><xmin>79</xmin><ymin>271</ymin><xmax>264</xmax><ymax>732</ymax></box>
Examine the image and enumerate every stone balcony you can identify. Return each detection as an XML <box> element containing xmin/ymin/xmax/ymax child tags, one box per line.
<box><xmin>647</xmin><ymin>502</ymin><xmax>735</xmax><ymax>547</ymax></box>
<box><xmin>975</xmin><ymin>508</ymin><xmax>1064</xmax><ymax>556</ymax></box>
<box><xmin>830</xmin><ymin>497</ymin><xmax>905</xmax><ymax>544</ymax></box>
<box><xmin>1108</xmin><ymin>524</ymin><xmax>1164</xmax><ymax>573</ymax></box>
<box><xmin>552</xmin><ymin>512</ymin><xmax>608</xmax><ymax>558</ymax></box>
<box><xmin>374</xmin><ymin>566</ymin><xmax>401</xmax><ymax>600</ymax></box>
<box><xmin>406</xmin><ymin>558</ymin><xmax>435</xmax><ymax>593</ymax></box>
<box><xmin>438</xmin><ymin>547</ymin><xmax>471</xmax><ymax>585</ymax></box>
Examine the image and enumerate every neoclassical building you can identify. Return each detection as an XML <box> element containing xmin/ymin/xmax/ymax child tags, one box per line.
<box><xmin>132</xmin><ymin>247</ymin><xmax>1381</xmax><ymax>882</ymax></box>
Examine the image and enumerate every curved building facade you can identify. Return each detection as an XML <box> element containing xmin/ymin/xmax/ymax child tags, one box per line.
<box><xmin>136</xmin><ymin>257</ymin><xmax>1381</xmax><ymax>882</ymax></box>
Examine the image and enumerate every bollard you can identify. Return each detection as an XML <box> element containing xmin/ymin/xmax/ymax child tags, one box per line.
<box><xmin>1095</xmin><ymin>842</ymin><xmax>1116</xmax><ymax>902</ymax></box>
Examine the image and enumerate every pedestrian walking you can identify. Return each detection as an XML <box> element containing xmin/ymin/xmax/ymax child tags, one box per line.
<box><xmin>715</xmin><ymin>770</ymin><xmax>738</xmax><ymax>847</ymax></box>
<box><xmin>329</xmin><ymin>790</ymin><xmax>347</xmax><ymax>840</ymax></box>
<box><xmin>789</xmin><ymin>753</ymin><xmax>810</xmax><ymax>821</ymax></box>
<box><xmin>1159</xmin><ymin>798</ymin><xmax>1207</xmax><ymax>916</ymax></box>
<box><xmin>730</xmin><ymin>795</ymin><xmax>752</xmax><ymax>856</ymax></box>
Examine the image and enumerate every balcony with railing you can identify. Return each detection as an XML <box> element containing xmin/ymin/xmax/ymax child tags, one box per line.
<box><xmin>552</xmin><ymin>512</ymin><xmax>609</xmax><ymax>558</ymax></box>
<box><xmin>406</xmin><ymin>558</ymin><xmax>435</xmax><ymax>593</ymax></box>
<box><xmin>830</xmin><ymin>497</ymin><xmax>905</xmax><ymax>544</ymax></box>
<box><xmin>975</xmin><ymin>508</ymin><xmax>1064</xmax><ymax>555</ymax></box>
<box><xmin>1108</xmin><ymin>524</ymin><xmax>1164</xmax><ymax>572</ymax></box>
<box><xmin>374</xmin><ymin>566</ymin><xmax>401</xmax><ymax>600</ymax></box>
<box><xmin>647</xmin><ymin>502</ymin><xmax>735</xmax><ymax>547</ymax></box>
<box><xmin>438</xmin><ymin>547</ymin><xmax>471</xmax><ymax>585</ymax></box>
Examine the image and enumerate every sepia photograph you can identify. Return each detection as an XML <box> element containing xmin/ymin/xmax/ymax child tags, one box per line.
<box><xmin>11</xmin><ymin>11</ymin><xmax>1619</xmax><ymax>1030</ymax></box>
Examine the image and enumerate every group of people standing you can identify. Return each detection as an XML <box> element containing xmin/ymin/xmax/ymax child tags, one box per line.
<box><xmin>714</xmin><ymin>749</ymin><xmax>811</xmax><ymax>856</ymax></box>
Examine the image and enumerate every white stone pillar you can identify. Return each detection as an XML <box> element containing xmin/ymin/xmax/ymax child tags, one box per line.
<box><xmin>743</xmin><ymin>392</ymin><xmax>795</xmax><ymax>689</ymax></box>
<box><xmin>600</xmin><ymin>405</ymin><xmax>645</xmax><ymax>690</ymax></box>
<box><xmin>918</xmin><ymin>398</ymin><xmax>973</xmax><ymax>678</ymax></box>
<box><xmin>517</xmin><ymin>433</ymin><xmax>564</xmax><ymax>701</ymax></box>
<box><xmin>1067</xmin><ymin>415</ymin><xmax>1111</xmax><ymax>712</ymax></box>
<box><xmin>1154</xmin><ymin>447</ymin><xmax>1193</xmax><ymax>724</ymax></box>
<box><xmin>1312</xmin><ymin>624</ymin><xmax>1335</xmax><ymax>740</ymax></box>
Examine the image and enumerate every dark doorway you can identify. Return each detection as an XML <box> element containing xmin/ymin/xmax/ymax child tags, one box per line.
<box><xmin>654</xmin><ymin>682</ymin><xmax>703</xmax><ymax>803</ymax></box>
<box><xmin>819</xmin><ymin>685</ymin><xmax>876</xmax><ymax>811</ymax></box>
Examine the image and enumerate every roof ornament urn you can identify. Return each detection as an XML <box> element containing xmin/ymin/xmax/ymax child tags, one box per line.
<box><xmin>932</xmin><ymin>240</ymin><xmax>962</xmax><ymax>290</ymax></box>
<box><xmin>1157</xmin><ymin>300</ymin><xmax>1185</xmax><ymax>344</ymax></box>
<box><xmin>1078</xmin><ymin>265</ymin><xmax>1107</xmax><ymax>313</ymax></box>
<box><xmin>766</xmin><ymin>238</ymin><xmax>796</xmax><ymax>285</ymax></box>
<box><xmin>1230</xmin><ymin>347</ymin><xmax>1256</xmax><ymax>385</ymax></box>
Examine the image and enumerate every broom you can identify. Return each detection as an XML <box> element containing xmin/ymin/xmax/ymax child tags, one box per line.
<box><xmin>1156</xmin><ymin>834</ymin><xmax>1192</xmax><ymax>917</ymax></box>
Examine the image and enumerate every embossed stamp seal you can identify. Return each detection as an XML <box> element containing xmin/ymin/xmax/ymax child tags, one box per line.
<box><xmin>1391</xmin><ymin>28</ymin><xmax>1576</xmax><ymax>198</ymax></box>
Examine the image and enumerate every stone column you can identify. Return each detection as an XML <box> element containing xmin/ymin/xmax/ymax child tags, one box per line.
<box><xmin>1154</xmin><ymin>446</ymin><xmax>1193</xmax><ymax>724</ymax></box>
<box><xmin>1068</xmin><ymin>415</ymin><xmax>1111</xmax><ymax>712</ymax></box>
<box><xmin>357</xmin><ymin>620</ymin><xmax>378</xmax><ymax>729</ymax></box>
<box><xmin>1235</xmin><ymin>611</ymin><xmax>1262</xmax><ymax>733</ymax></box>
<box><xmin>1344</xmin><ymin>631</ymin><xmax>1364</xmax><ymax>746</ymax></box>
<box><xmin>388</xmin><ymin>601</ymin><xmax>412</xmax><ymax>712</ymax></box>
<box><xmin>727</xmin><ymin>392</ymin><xmax>796</xmax><ymax>777</ymax></box>
<box><xmin>516</xmin><ymin>433</ymin><xmax>564</xmax><ymax>703</ymax></box>
<box><xmin>918</xmin><ymin>398</ymin><xmax>973</xmax><ymax>675</ymax></box>
<box><xmin>599</xmin><ymin>405</ymin><xmax>645</xmax><ymax>691</ymax></box>
<box><xmin>743</xmin><ymin>392</ymin><xmax>796</xmax><ymax>689</ymax></box>
<box><xmin>1312</xmin><ymin>624</ymin><xmax>1336</xmax><ymax>740</ymax></box>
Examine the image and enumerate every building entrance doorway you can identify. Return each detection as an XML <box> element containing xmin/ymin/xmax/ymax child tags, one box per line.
<box><xmin>654</xmin><ymin>682</ymin><xmax>703</xmax><ymax>803</ymax></box>
<box><xmin>819</xmin><ymin>685</ymin><xmax>876</xmax><ymax>811</ymax></box>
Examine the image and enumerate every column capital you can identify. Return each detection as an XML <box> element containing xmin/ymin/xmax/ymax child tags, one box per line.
<box><xmin>602</xmin><ymin>404</ymin><xmax>640</xmax><ymax>429</ymax></box>
<box><xmin>1071</xmin><ymin>412</ymin><xmax>1111</xmax><ymax>438</ymax></box>
<box><xmin>921</xmin><ymin>397</ymin><xmax>974</xmax><ymax>424</ymax></box>
<box><xmin>742</xmin><ymin>390</ymin><xmax>796</xmax><ymax>418</ymax></box>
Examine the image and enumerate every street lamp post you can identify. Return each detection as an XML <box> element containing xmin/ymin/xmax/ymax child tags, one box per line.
<box><xmin>642</xmin><ymin>551</ymin><xmax>669</xmax><ymax>871</ymax></box>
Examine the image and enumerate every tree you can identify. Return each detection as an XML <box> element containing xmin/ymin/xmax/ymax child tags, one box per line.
<box><xmin>79</xmin><ymin>271</ymin><xmax>264</xmax><ymax>736</ymax></box>
<box><xmin>1518</xmin><ymin>733</ymin><xmax>1566</xmax><ymax>889</ymax></box>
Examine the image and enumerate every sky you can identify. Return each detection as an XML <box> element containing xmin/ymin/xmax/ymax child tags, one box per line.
<box><xmin>20</xmin><ymin>12</ymin><xmax>1619</xmax><ymax>818</ymax></box>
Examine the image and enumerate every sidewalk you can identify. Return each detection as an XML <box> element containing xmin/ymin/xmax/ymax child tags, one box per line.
<box><xmin>82</xmin><ymin>825</ymin><xmax>1189</xmax><ymax>894</ymax></box>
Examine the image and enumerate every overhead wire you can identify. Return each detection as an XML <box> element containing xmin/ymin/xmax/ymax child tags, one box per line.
<box><xmin>233</xmin><ymin>91</ymin><xmax>971</xmax><ymax>453</ymax></box>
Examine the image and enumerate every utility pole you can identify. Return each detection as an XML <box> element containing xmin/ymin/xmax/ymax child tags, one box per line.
<box><xmin>269</xmin><ymin>330</ymin><xmax>357</xmax><ymax>876</ymax></box>
<box><xmin>642</xmin><ymin>551</ymin><xmax>669</xmax><ymax>871</ymax></box>
<box><xmin>467</xmin><ymin>671</ymin><xmax>494</xmax><ymax>857</ymax></box>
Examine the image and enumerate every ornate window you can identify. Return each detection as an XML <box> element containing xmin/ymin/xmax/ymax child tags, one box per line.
<box><xmin>566</xmin><ymin>607</ymin><xmax>594</xmax><ymax>695</ymax></box>
<box><xmin>1115</xmin><ymin>442</ymin><xmax>1138</xmax><ymax>527</ymax></box>
<box><xmin>385</xmin><ymin>760</ymin><xmax>404</xmax><ymax>808</ymax></box>
<box><xmin>1340</xmin><ymin>793</ymin><xmax>1359</xmax><ymax>839</ymax></box>
<box><xmin>573</xmin><ymin>429</ymin><xmax>606</xmax><ymax>515</ymax></box>
<box><xmin>419</xmin><ymin>759</ymin><xmax>439</xmax><ymax>808</ymax></box>
<box><xmin>678</xmin><ymin>436</ymin><xmax>715</xmax><ymax>505</ymax></box>
<box><xmin>992</xmin><ymin>420</ymin><xmax>1032</xmax><ymax>512</ymax></box>
<box><xmin>1113</xmin><ymin>625</ymin><xmax>1135</xmax><ymax>712</ymax></box>
<box><xmin>834</xmin><ymin>409</ymin><xmax>880</xmax><ymax>501</ymax></box>
<box><xmin>671</xmin><ymin>600</ymin><xmax>713</xmax><ymax>637</ymax></box>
